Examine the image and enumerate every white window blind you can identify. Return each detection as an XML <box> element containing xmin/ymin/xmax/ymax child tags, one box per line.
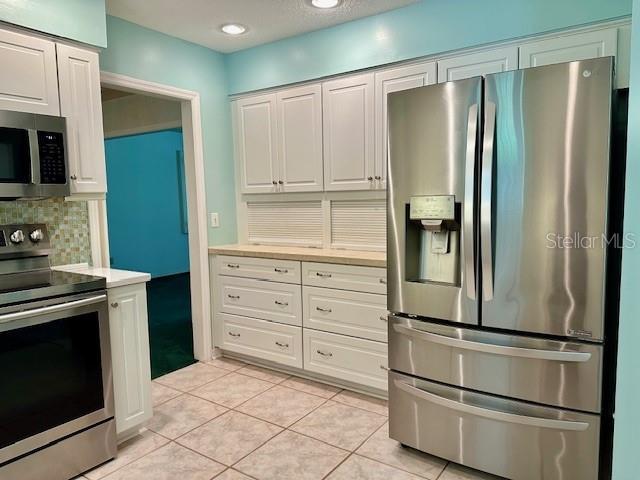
<box><xmin>247</xmin><ymin>201</ymin><xmax>323</xmax><ymax>246</ymax></box>
<box><xmin>331</xmin><ymin>199</ymin><xmax>386</xmax><ymax>251</ymax></box>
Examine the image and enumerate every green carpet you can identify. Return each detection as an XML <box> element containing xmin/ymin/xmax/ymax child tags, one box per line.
<box><xmin>147</xmin><ymin>272</ymin><xmax>197</xmax><ymax>379</ymax></box>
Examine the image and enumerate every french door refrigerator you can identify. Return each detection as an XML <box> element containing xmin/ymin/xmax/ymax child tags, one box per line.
<box><xmin>387</xmin><ymin>57</ymin><xmax>620</xmax><ymax>480</ymax></box>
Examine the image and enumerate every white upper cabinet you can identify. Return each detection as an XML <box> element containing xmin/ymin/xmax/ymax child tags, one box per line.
<box><xmin>323</xmin><ymin>73</ymin><xmax>375</xmax><ymax>191</ymax></box>
<box><xmin>236</xmin><ymin>94</ymin><xmax>279</xmax><ymax>193</ymax></box>
<box><xmin>437</xmin><ymin>47</ymin><xmax>518</xmax><ymax>82</ymax></box>
<box><xmin>519</xmin><ymin>28</ymin><xmax>618</xmax><ymax>69</ymax></box>
<box><xmin>0</xmin><ymin>28</ymin><xmax>59</xmax><ymax>115</ymax></box>
<box><xmin>57</xmin><ymin>44</ymin><xmax>107</xmax><ymax>195</ymax></box>
<box><xmin>276</xmin><ymin>84</ymin><xmax>323</xmax><ymax>192</ymax></box>
<box><xmin>375</xmin><ymin>62</ymin><xmax>437</xmax><ymax>189</ymax></box>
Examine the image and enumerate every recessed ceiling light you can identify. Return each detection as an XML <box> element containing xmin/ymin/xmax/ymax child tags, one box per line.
<box><xmin>221</xmin><ymin>23</ymin><xmax>247</xmax><ymax>35</ymax></box>
<box><xmin>311</xmin><ymin>0</ymin><xmax>341</xmax><ymax>8</ymax></box>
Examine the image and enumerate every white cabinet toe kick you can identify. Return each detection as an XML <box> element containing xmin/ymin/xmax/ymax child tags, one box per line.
<box><xmin>211</xmin><ymin>254</ymin><xmax>389</xmax><ymax>394</ymax></box>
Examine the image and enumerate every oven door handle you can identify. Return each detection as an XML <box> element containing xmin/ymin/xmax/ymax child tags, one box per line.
<box><xmin>0</xmin><ymin>294</ymin><xmax>107</xmax><ymax>325</ymax></box>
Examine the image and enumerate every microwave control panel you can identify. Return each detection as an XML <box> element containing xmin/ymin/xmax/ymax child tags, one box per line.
<box><xmin>38</xmin><ymin>131</ymin><xmax>66</xmax><ymax>184</ymax></box>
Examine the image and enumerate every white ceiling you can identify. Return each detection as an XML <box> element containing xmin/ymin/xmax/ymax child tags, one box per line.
<box><xmin>106</xmin><ymin>0</ymin><xmax>418</xmax><ymax>53</ymax></box>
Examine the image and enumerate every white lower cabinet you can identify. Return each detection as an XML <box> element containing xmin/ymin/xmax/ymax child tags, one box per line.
<box><xmin>220</xmin><ymin>313</ymin><xmax>303</xmax><ymax>368</ymax></box>
<box><xmin>213</xmin><ymin>255</ymin><xmax>388</xmax><ymax>393</ymax></box>
<box><xmin>108</xmin><ymin>283</ymin><xmax>152</xmax><ymax>436</ymax></box>
<box><xmin>303</xmin><ymin>329</ymin><xmax>388</xmax><ymax>391</ymax></box>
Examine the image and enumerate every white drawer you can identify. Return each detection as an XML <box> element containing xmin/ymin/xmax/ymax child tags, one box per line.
<box><xmin>216</xmin><ymin>255</ymin><xmax>301</xmax><ymax>284</ymax></box>
<box><xmin>303</xmin><ymin>329</ymin><xmax>388</xmax><ymax>391</ymax></box>
<box><xmin>303</xmin><ymin>286</ymin><xmax>387</xmax><ymax>342</ymax></box>
<box><xmin>218</xmin><ymin>276</ymin><xmax>302</xmax><ymax>326</ymax></box>
<box><xmin>220</xmin><ymin>313</ymin><xmax>302</xmax><ymax>368</ymax></box>
<box><xmin>302</xmin><ymin>262</ymin><xmax>386</xmax><ymax>294</ymax></box>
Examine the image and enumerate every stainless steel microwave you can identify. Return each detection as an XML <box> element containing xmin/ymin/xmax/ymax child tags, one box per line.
<box><xmin>0</xmin><ymin>111</ymin><xmax>70</xmax><ymax>199</ymax></box>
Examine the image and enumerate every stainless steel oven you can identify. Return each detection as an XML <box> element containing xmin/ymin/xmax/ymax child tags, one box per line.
<box><xmin>0</xmin><ymin>292</ymin><xmax>116</xmax><ymax>479</ymax></box>
<box><xmin>0</xmin><ymin>111</ymin><xmax>69</xmax><ymax>199</ymax></box>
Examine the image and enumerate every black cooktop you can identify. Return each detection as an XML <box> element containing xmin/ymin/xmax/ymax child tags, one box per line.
<box><xmin>0</xmin><ymin>270</ymin><xmax>106</xmax><ymax>307</ymax></box>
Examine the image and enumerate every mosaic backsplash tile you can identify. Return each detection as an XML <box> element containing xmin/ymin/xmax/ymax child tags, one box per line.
<box><xmin>0</xmin><ymin>198</ymin><xmax>91</xmax><ymax>266</ymax></box>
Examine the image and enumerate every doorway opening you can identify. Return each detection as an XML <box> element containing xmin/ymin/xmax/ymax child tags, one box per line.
<box><xmin>101</xmin><ymin>87</ymin><xmax>195</xmax><ymax>377</ymax></box>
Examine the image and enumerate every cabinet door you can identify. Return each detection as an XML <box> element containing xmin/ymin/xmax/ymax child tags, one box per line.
<box><xmin>0</xmin><ymin>28</ymin><xmax>59</xmax><ymax>115</ymax></box>
<box><xmin>323</xmin><ymin>73</ymin><xmax>375</xmax><ymax>191</ymax></box>
<box><xmin>437</xmin><ymin>47</ymin><xmax>518</xmax><ymax>82</ymax></box>
<box><xmin>276</xmin><ymin>84</ymin><xmax>323</xmax><ymax>192</ymax></box>
<box><xmin>519</xmin><ymin>28</ymin><xmax>618</xmax><ymax>68</ymax></box>
<box><xmin>375</xmin><ymin>62</ymin><xmax>437</xmax><ymax>189</ymax></box>
<box><xmin>236</xmin><ymin>94</ymin><xmax>279</xmax><ymax>193</ymax></box>
<box><xmin>108</xmin><ymin>283</ymin><xmax>152</xmax><ymax>434</ymax></box>
<box><xmin>57</xmin><ymin>44</ymin><xmax>107</xmax><ymax>195</ymax></box>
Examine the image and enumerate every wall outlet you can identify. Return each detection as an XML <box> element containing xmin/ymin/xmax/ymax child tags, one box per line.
<box><xmin>209</xmin><ymin>212</ymin><xmax>220</xmax><ymax>228</ymax></box>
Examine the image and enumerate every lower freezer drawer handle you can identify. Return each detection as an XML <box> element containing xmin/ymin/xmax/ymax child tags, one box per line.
<box><xmin>394</xmin><ymin>380</ymin><xmax>589</xmax><ymax>432</ymax></box>
<box><xmin>392</xmin><ymin>324</ymin><xmax>591</xmax><ymax>363</ymax></box>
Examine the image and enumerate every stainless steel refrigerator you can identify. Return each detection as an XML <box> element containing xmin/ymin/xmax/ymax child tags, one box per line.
<box><xmin>387</xmin><ymin>57</ymin><xmax>621</xmax><ymax>480</ymax></box>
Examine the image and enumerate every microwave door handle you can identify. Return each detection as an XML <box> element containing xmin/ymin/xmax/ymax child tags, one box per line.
<box><xmin>464</xmin><ymin>104</ymin><xmax>478</xmax><ymax>300</ymax></box>
<box><xmin>480</xmin><ymin>102</ymin><xmax>496</xmax><ymax>301</ymax></box>
<box><xmin>27</xmin><ymin>129</ymin><xmax>40</xmax><ymax>184</ymax></box>
<box><xmin>393</xmin><ymin>379</ymin><xmax>589</xmax><ymax>432</ymax></box>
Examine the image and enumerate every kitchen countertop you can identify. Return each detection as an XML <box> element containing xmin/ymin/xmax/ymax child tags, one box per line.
<box><xmin>52</xmin><ymin>265</ymin><xmax>151</xmax><ymax>288</ymax></box>
<box><xmin>208</xmin><ymin>244</ymin><xmax>386</xmax><ymax>268</ymax></box>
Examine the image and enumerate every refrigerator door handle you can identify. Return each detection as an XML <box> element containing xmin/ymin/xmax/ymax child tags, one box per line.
<box><xmin>393</xmin><ymin>379</ymin><xmax>590</xmax><ymax>431</ymax></box>
<box><xmin>464</xmin><ymin>104</ymin><xmax>478</xmax><ymax>300</ymax></box>
<box><xmin>480</xmin><ymin>101</ymin><xmax>496</xmax><ymax>301</ymax></box>
<box><xmin>392</xmin><ymin>323</ymin><xmax>592</xmax><ymax>362</ymax></box>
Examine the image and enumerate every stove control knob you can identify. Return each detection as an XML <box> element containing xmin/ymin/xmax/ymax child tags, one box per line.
<box><xmin>29</xmin><ymin>229</ymin><xmax>44</xmax><ymax>243</ymax></box>
<box><xmin>10</xmin><ymin>230</ymin><xmax>25</xmax><ymax>244</ymax></box>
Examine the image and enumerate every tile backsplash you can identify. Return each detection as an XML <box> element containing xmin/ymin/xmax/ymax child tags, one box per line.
<box><xmin>0</xmin><ymin>198</ymin><xmax>91</xmax><ymax>266</ymax></box>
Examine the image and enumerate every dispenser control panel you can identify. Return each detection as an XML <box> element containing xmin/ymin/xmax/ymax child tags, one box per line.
<box><xmin>409</xmin><ymin>195</ymin><xmax>455</xmax><ymax>220</ymax></box>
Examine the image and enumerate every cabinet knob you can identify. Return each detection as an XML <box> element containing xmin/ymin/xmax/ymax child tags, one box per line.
<box><xmin>380</xmin><ymin>315</ymin><xmax>387</xmax><ymax>322</ymax></box>
<box><xmin>375</xmin><ymin>176</ymin><xmax>382</xmax><ymax>180</ymax></box>
<box><xmin>379</xmin><ymin>278</ymin><xmax>387</xmax><ymax>285</ymax></box>
<box><xmin>111</xmin><ymin>302</ymin><xmax>119</xmax><ymax>308</ymax></box>
<box><xmin>367</xmin><ymin>176</ymin><xmax>373</xmax><ymax>181</ymax></box>
<box><xmin>278</xmin><ymin>180</ymin><xmax>284</xmax><ymax>185</ymax></box>
<box><xmin>272</xmin><ymin>180</ymin><xmax>278</xmax><ymax>185</ymax></box>
<box><xmin>70</xmin><ymin>175</ymin><xmax>78</xmax><ymax>181</ymax></box>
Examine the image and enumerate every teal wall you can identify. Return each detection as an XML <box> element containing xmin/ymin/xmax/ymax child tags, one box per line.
<box><xmin>101</xmin><ymin>16</ymin><xmax>237</xmax><ymax>247</ymax></box>
<box><xmin>225</xmin><ymin>0</ymin><xmax>632</xmax><ymax>94</ymax></box>
<box><xmin>105</xmin><ymin>130</ymin><xmax>190</xmax><ymax>277</ymax></box>
<box><xmin>613</xmin><ymin>1</ymin><xmax>640</xmax><ymax>478</ymax></box>
<box><xmin>0</xmin><ymin>0</ymin><xmax>106</xmax><ymax>47</ymax></box>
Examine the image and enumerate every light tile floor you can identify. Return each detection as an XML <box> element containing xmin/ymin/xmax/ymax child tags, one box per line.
<box><xmin>81</xmin><ymin>359</ymin><xmax>503</xmax><ymax>480</ymax></box>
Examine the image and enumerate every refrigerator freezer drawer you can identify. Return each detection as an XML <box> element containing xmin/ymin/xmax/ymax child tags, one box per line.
<box><xmin>389</xmin><ymin>371</ymin><xmax>600</xmax><ymax>480</ymax></box>
<box><xmin>388</xmin><ymin>316</ymin><xmax>602</xmax><ymax>412</ymax></box>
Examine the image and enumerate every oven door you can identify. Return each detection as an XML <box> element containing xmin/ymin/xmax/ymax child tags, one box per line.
<box><xmin>0</xmin><ymin>292</ymin><xmax>113</xmax><ymax>464</ymax></box>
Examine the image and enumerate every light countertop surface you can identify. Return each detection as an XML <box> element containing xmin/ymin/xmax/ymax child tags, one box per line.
<box><xmin>208</xmin><ymin>244</ymin><xmax>386</xmax><ymax>268</ymax></box>
<box><xmin>53</xmin><ymin>265</ymin><xmax>151</xmax><ymax>288</ymax></box>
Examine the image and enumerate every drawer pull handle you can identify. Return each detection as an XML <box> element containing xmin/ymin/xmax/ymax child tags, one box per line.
<box><xmin>316</xmin><ymin>349</ymin><xmax>333</xmax><ymax>358</ymax></box>
<box><xmin>227</xmin><ymin>263</ymin><xmax>240</xmax><ymax>269</ymax></box>
<box><xmin>380</xmin><ymin>315</ymin><xmax>387</xmax><ymax>322</ymax></box>
<box><xmin>275</xmin><ymin>341</ymin><xmax>289</xmax><ymax>348</ymax></box>
<box><xmin>274</xmin><ymin>268</ymin><xmax>288</xmax><ymax>273</ymax></box>
<box><xmin>228</xmin><ymin>332</ymin><xmax>241</xmax><ymax>338</ymax></box>
<box><xmin>316</xmin><ymin>272</ymin><xmax>332</xmax><ymax>278</ymax></box>
<box><xmin>274</xmin><ymin>300</ymin><xmax>289</xmax><ymax>306</ymax></box>
<box><xmin>379</xmin><ymin>278</ymin><xmax>387</xmax><ymax>285</ymax></box>
<box><xmin>316</xmin><ymin>307</ymin><xmax>332</xmax><ymax>313</ymax></box>
<box><xmin>227</xmin><ymin>294</ymin><xmax>240</xmax><ymax>300</ymax></box>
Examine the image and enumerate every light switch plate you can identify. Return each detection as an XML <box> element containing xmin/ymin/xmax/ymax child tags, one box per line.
<box><xmin>209</xmin><ymin>212</ymin><xmax>219</xmax><ymax>228</ymax></box>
